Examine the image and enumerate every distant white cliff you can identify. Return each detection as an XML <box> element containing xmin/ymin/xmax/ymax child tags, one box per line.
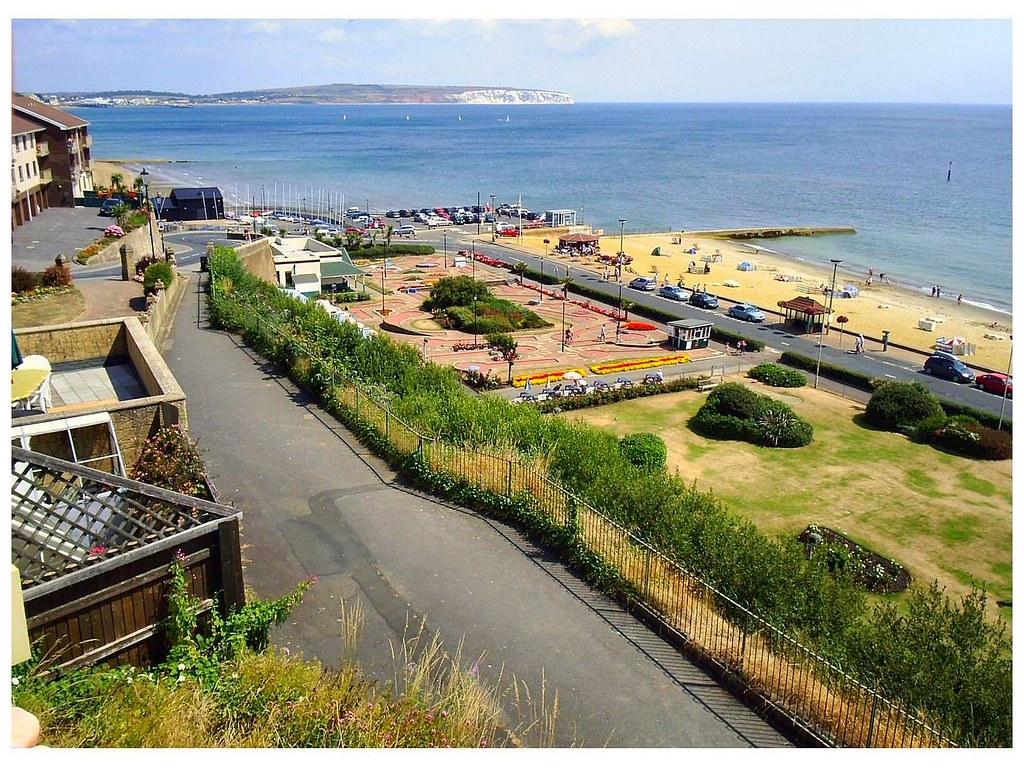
<box><xmin>447</xmin><ymin>89</ymin><xmax>574</xmax><ymax>105</ymax></box>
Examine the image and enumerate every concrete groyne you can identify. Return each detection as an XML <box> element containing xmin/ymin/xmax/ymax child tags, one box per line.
<box><xmin>682</xmin><ymin>226</ymin><xmax>856</xmax><ymax>240</ymax></box>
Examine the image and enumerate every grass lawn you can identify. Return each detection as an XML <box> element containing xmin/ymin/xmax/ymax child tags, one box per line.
<box><xmin>575</xmin><ymin>377</ymin><xmax>1012</xmax><ymax>619</ymax></box>
<box><xmin>12</xmin><ymin>288</ymin><xmax>86</xmax><ymax>328</ymax></box>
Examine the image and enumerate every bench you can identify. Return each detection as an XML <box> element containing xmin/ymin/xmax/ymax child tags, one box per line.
<box><xmin>696</xmin><ymin>377</ymin><xmax>721</xmax><ymax>392</ymax></box>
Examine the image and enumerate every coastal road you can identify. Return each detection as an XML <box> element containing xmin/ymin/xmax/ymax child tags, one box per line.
<box><xmin>74</xmin><ymin>229</ymin><xmax>236</xmax><ymax>280</ymax></box>
<box><xmin>433</xmin><ymin>228</ymin><xmax>1010</xmax><ymax>418</ymax></box>
<box><xmin>163</xmin><ymin>267</ymin><xmax>790</xmax><ymax>748</ymax></box>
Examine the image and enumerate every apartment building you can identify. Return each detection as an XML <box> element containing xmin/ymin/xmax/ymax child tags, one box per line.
<box><xmin>12</xmin><ymin>94</ymin><xmax>94</xmax><ymax>212</ymax></box>
<box><xmin>11</xmin><ymin>112</ymin><xmax>49</xmax><ymax>227</ymax></box>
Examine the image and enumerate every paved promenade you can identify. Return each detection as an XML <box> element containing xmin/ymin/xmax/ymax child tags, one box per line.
<box><xmin>163</xmin><ymin>267</ymin><xmax>789</xmax><ymax>748</ymax></box>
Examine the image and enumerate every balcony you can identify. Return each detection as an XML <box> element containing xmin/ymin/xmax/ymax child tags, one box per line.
<box><xmin>35</xmin><ymin>141</ymin><xmax>50</xmax><ymax>157</ymax></box>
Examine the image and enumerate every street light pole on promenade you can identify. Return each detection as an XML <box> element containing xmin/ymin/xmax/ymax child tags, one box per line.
<box><xmin>490</xmin><ymin>195</ymin><xmax>496</xmax><ymax>243</ymax></box>
<box><xmin>442</xmin><ymin>231</ymin><xmax>448</xmax><ymax>269</ymax></box>
<box><xmin>616</xmin><ymin>219</ymin><xmax>627</xmax><ymax>337</ymax></box>
<box><xmin>814</xmin><ymin>258</ymin><xmax>843</xmax><ymax>388</ymax></box>
<box><xmin>139</xmin><ymin>168</ymin><xmax>157</xmax><ymax>260</ymax></box>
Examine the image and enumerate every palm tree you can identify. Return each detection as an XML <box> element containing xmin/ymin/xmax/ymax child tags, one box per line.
<box><xmin>383</xmin><ymin>225</ymin><xmax>394</xmax><ymax>261</ymax></box>
<box><xmin>133</xmin><ymin>176</ymin><xmax>145</xmax><ymax>198</ymax></box>
<box><xmin>622</xmin><ymin>300</ymin><xmax>635</xmax><ymax>321</ymax></box>
<box><xmin>511</xmin><ymin>261</ymin><xmax>528</xmax><ymax>284</ymax></box>
<box><xmin>112</xmin><ymin>203</ymin><xmax>131</xmax><ymax>228</ymax></box>
<box><xmin>110</xmin><ymin>172</ymin><xmax>124</xmax><ymax>193</ymax></box>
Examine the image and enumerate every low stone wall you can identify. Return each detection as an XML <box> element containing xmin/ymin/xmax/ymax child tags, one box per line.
<box><xmin>234</xmin><ymin>237</ymin><xmax>276</xmax><ymax>283</ymax></box>
<box><xmin>140</xmin><ymin>269</ymin><xmax>190</xmax><ymax>349</ymax></box>
<box><xmin>15</xmin><ymin>318</ymin><xmax>128</xmax><ymax>364</ymax></box>
<box><xmin>81</xmin><ymin>213</ymin><xmax>159</xmax><ymax>266</ymax></box>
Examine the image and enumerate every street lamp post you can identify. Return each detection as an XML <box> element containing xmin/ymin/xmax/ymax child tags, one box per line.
<box><xmin>561</xmin><ymin>283</ymin><xmax>568</xmax><ymax>352</ymax></box>
<box><xmin>442</xmin><ymin>231</ymin><xmax>448</xmax><ymax>269</ymax></box>
<box><xmin>814</xmin><ymin>258</ymin><xmax>843</xmax><ymax>388</ymax></box>
<box><xmin>477</xmin><ymin>191</ymin><xmax>481</xmax><ymax>235</ymax></box>
<box><xmin>473</xmin><ymin>294</ymin><xmax>479</xmax><ymax>347</ymax></box>
<box><xmin>489</xmin><ymin>194</ymin><xmax>496</xmax><ymax>243</ymax></box>
<box><xmin>616</xmin><ymin>219</ymin><xmax>627</xmax><ymax>336</ymax></box>
<box><xmin>381</xmin><ymin>259</ymin><xmax>387</xmax><ymax>315</ymax></box>
<box><xmin>139</xmin><ymin>168</ymin><xmax>157</xmax><ymax>260</ymax></box>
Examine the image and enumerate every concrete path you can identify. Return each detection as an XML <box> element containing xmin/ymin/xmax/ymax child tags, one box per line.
<box><xmin>163</xmin><ymin>267</ymin><xmax>789</xmax><ymax>748</ymax></box>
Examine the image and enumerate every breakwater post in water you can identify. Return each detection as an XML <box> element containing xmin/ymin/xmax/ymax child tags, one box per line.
<box><xmin>681</xmin><ymin>226</ymin><xmax>857</xmax><ymax>240</ymax></box>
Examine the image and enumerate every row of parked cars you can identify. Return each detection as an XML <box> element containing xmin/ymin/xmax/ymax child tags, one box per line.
<box><xmin>627</xmin><ymin>277</ymin><xmax>766</xmax><ymax>320</ymax></box>
<box><xmin>922</xmin><ymin>350</ymin><xmax>1012</xmax><ymax>395</ymax></box>
<box><xmin>512</xmin><ymin>374</ymin><xmax>665</xmax><ymax>404</ymax></box>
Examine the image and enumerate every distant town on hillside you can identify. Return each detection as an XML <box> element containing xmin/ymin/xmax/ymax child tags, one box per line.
<box><xmin>29</xmin><ymin>82</ymin><xmax>575</xmax><ymax>107</ymax></box>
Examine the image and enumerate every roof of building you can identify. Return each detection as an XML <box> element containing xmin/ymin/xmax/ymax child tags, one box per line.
<box><xmin>777</xmin><ymin>296</ymin><xmax>830</xmax><ymax>315</ymax></box>
<box><xmin>12</xmin><ymin>94</ymin><xmax>89</xmax><ymax>130</ymax></box>
<box><xmin>12</xmin><ymin>111</ymin><xmax>47</xmax><ymax>137</ymax></box>
<box><xmin>11</xmin><ymin>446</ymin><xmax>239</xmax><ymax>596</ymax></box>
<box><xmin>559</xmin><ymin>233</ymin><xmax>600</xmax><ymax>244</ymax></box>
<box><xmin>170</xmin><ymin>187</ymin><xmax>224</xmax><ymax>201</ymax></box>
<box><xmin>668</xmin><ymin>318</ymin><xmax>714</xmax><ymax>329</ymax></box>
<box><xmin>321</xmin><ymin>259</ymin><xmax>365</xmax><ymax>278</ymax></box>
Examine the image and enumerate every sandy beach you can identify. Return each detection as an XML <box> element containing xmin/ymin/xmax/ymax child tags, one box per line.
<box><xmin>92</xmin><ymin>159</ymin><xmax>177</xmax><ymax>195</ymax></box>
<box><xmin>506</xmin><ymin>229</ymin><xmax>1012</xmax><ymax>371</ymax></box>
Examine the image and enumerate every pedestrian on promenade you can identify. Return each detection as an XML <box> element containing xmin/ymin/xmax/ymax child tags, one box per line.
<box><xmin>738</xmin><ymin>339</ymin><xmax>747</xmax><ymax>355</ymax></box>
<box><xmin>599</xmin><ymin>324</ymin><xmax>607</xmax><ymax>342</ymax></box>
<box><xmin>615</xmin><ymin>326</ymin><xmax>622</xmax><ymax>344</ymax></box>
<box><xmin>855</xmin><ymin>334</ymin><xmax>865</xmax><ymax>354</ymax></box>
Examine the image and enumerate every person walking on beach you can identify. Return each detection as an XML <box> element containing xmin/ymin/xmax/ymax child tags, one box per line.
<box><xmin>879</xmin><ymin>272</ymin><xmax>889</xmax><ymax>283</ymax></box>
<box><xmin>957</xmin><ymin>294</ymin><xmax>963</xmax><ymax>305</ymax></box>
<box><xmin>931</xmin><ymin>285</ymin><xmax>937</xmax><ymax>297</ymax></box>
<box><xmin>936</xmin><ymin>286</ymin><xmax>942</xmax><ymax>299</ymax></box>
<box><xmin>598</xmin><ymin>324</ymin><xmax>607</xmax><ymax>342</ymax></box>
<box><xmin>868</xmin><ymin>267</ymin><xmax>874</xmax><ymax>281</ymax></box>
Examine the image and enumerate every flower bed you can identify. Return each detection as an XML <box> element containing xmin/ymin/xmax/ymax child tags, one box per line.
<box><xmin>591</xmin><ymin>353</ymin><xmax>691</xmax><ymax>375</ymax></box>
<box><xmin>798</xmin><ymin>525</ymin><xmax>911</xmax><ymax>594</ymax></box>
<box><xmin>512</xmin><ymin>367</ymin><xmax>589</xmax><ymax>388</ymax></box>
<box><xmin>624</xmin><ymin>321</ymin><xmax>657</xmax><ymax>331</ymax></box>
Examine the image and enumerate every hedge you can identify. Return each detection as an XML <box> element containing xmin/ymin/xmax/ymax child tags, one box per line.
<box><xmin>748</xmin><ymin>362</ymin><xmax>806</xmax><ymax>388</ymax></box>
<box><xmin>349</xmin><ymin>244</ymin><xmax>436</xmax><ymax>258</ymax></box>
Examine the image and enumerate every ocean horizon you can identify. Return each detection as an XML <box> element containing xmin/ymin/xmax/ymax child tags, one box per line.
<box><xmin>76</xmin><ymin>102</ymin><xmax>1012</xmax><ymax>310</ymax></box>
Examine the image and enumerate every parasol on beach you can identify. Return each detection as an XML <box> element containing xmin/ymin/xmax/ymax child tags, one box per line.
<box><xmin>563</xmin><ymin>371</ymin><xmax>583</xmax><ymax>381</ymax></box>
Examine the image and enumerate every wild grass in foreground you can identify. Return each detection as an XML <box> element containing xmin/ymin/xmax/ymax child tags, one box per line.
<box><xmin>13</xmin><ymin>559</ymin><xmax>554</xmax><ymax>748</ymax></box>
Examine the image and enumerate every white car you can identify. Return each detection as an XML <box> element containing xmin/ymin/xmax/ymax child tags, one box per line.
<box><xmin>396</xmin><ymin>224</ymin><xmax>417</xmax><ymax>237</ymax></box>
<box><xmin>427</xmin><ymin>217</ymin><xmax>452</xmax><ymax>228</ymax></box>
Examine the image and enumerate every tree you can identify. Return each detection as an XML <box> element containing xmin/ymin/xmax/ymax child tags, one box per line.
<box><xmin>133</xmin><ymin>176</ymin><xmax>145</xmax><ymax>198</ymax></box>
<box><xmin>486</xmin><ymin>332</ymin><xmax>520</xmax><ymax>384</ymax></box>
<box><xmin>421</xmin><ymin>276</ymin><xmax>493</xmax><ymax>312</ymax></box>
<box><xmin>110</xmin><ymin>172</ymin><xmax>124</xmax><ymax>193</ymax></box>
<box><xmin>621</xmin><ymin>300</ymin><xmax>635</xmax><ymax>321</ymax></box>
<box><xmin>345</xmin><ymin>232</ymin><xmax>362</xmax><ymax>251</ymax></box>
<box><xmin>112</xmin><ymin>203</ymin><xmax>132</xmax><ymax>228</ymax></box>
<box><xmin>384</xmin><ymin>224</ymin><xmax>394</xmax><ymax>260</ymax></box>
<box><xmin>511</xmin><ymin>261</ymin><xmax>528</xmax><ymax>284</ymax></box>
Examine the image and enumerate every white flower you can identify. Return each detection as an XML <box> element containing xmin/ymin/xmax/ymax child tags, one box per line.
<box><xmin>177</xmin><ymin>674</ymin><xmax>186</xmax><ymax>683</ymax></box>
<box><xmin>12</xmin><ymin>677</ymin><xmax>20</xmax><ymax>686</ymax></box>
<box><xmin>177</xmin><ymin>663</ymin><xmax>186</xmax><ymax>671</ymax></box>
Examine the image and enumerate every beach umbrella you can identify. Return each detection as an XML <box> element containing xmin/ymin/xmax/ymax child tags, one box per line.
<box><xmin>563</xmin><ymin>371</ymin><xmax>583</xmax><ymax>381</ymax></box>
<box><xmin>12</xmin><ymin>331</ymin><xmax>24</xmax><ymax>368</ymax></box>
<box><xmin>524</xmin><ymin>378</ymin><xmax>533</xmax><ymax>393</ymax></box>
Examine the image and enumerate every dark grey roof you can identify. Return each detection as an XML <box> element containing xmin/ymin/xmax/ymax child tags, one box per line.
<box><xmin>668</xmin><ymin>318</ymin><xmax>713</xmax><ymax>329</ymax></box>
<box><xmin>11</xmin><ymin>447</ymin><xmax>240</xmax><ymax>595</ymax></box>
<box><xmin>170</xmin><ymin>187</ymin><xmax>223</xmax><ymax>201</ymax></box>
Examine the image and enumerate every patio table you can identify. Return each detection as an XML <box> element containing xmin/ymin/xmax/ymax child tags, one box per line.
<box><xmin>11</xmin><ymin>368</ymin><xmax>47</xmax><ymax>408</ymax></box>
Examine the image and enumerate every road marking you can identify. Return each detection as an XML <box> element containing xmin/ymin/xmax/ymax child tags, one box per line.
<box><xmin>885</xmin><ymin>374</ymin><xmax>898</xmax><ymax>379</ymax></box>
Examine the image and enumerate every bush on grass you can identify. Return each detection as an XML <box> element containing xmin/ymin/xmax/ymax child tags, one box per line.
<box><xmin>11</xmin><ymin>266</ymin><xmax>39</xmax><ymax>294</ymax></box>
<box><xmin>865</xmin><ymin>381</ymin><xmax>945</xmax><ymax>433</ymax></box>
<box><xmin>41</xmin><ymin>264</ymin><xmax>73</xmax><ymax>288</ymax></box>
<box><xmin>618</xmin><ymin>432</ymin><xmax>667</xmax><ymax>471</ymax></box>
<box><xmin>693</xmin><ymin>383</ymin><xmax>813</xmax><ymax>447</ymax></box>
<box><xmin>748</xmin><ymin>362</ymin><xmax>806</xmax><ymax>388</ymax></box>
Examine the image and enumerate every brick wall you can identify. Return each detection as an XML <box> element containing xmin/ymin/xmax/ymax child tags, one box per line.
<box><xmin>84</xmin><ymin>213</ymin><xmax>159</xmax><ymax>266</ymax></box>
<box><xmin>15</xmin><ymin>319</ymin><xmax>127</xmax><ymax>364</ymax></box>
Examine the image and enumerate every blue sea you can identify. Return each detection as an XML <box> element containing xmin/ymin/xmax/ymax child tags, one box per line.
<box><xmin>76</xmin><ymin>102</ymin><xmax>1012</xmax><ymax>310</ymax></box>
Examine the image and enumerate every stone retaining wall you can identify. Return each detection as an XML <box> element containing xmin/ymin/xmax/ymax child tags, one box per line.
<box><xmin>81</xmin><ymin>213</ymin><xmax>159</xmax><ymax>266</ymax></box>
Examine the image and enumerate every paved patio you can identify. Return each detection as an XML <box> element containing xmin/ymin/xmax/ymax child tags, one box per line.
<box><xmin>12</xmin><ymin>207</ymin><xmax>111</xmax><ymax>272</ymax></box>
<box><xmin>48</xmin><ymin>360</ymin><xmax>146</xmax><ymax>411</ymax></box>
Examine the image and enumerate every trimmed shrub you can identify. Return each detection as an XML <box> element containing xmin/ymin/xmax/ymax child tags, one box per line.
<box><xmin>350</xmin><ymin>243</ymin><xmax>435</xmax><ymax>258</ymax></box>
<box><xmin>11</xmin><ymin>266</ymin><xmax>39</xmax><ymax>294</ymax></box>
<box><xmin>694</xmin><ymin>383</ymin><xmax>813</xmax><ymax>447</ymax></box>
<box><xmin>705</xmin><ymin>382</ymin><xmax>765</xmax><ymax>420</ymax></box>
<box><xmin>143</xmin><ymin>262</ymin><xmax>176</xmax><ymax>293</ymax></box>
<box><xmin>618</xmin><ymin>432</ymin><xmax>667</xmax><ymax>471</ymax></box>
<box><xmin>865</xmin><ymin>381</ymin><xmax>944</xmax><ymax>433</ymax></box>
<box><xmin>935</xmin><ymin>417</ymin><xmax>1012</xmax><ymax>460</ymax></box>
<box><xmin>975</xmin><ymin>426</ymin><xmax>1013</xmax><ymax>460</ymax></box>
<box><xmin>748</xmin><ymin>362</ymin><xmax>806</xmax><ymax>388</ymax></box>
<box><xmin>40</xmin><ymin>264</ymin><xmax>73</xmax><ymax>288</ymax></box>
<box><xmin>912</xmin><ymin>412</ymin><xmax>949</xmax><ymax>444</ymax></box>
<box><xmin>757</xmin><ymin>406</ymin><xmax>814</xmax><ymax>447</ymax></box>
<box><xmin>711</xmin><ymin>327</ymin><xmax>766</xmax><ymax>352</ymax></box>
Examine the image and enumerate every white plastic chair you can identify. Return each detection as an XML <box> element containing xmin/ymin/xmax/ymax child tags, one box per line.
<box><xmin>18</xmin><ymin>355</ymin><xmax>52</xmax><ymax>412</ymax></box>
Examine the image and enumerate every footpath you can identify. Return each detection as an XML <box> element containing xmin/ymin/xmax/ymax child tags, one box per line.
<box><xmin>162</xmin><ymin>267</ymin><xmax>790</xmax><ymax>748</ymax></box>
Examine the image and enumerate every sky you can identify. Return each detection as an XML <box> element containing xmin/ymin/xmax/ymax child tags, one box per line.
<box><xmin>11</xmin><ymin>17</ymin><xmax>1013</xmax><ymax>103</ymax></box>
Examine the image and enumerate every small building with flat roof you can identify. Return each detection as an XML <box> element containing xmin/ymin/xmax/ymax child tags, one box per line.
<box><xmin>668</xmin><ymin>318</ymin><xmax>713</xmax><ymax>351</ymax></box>
<box><xmin>545</xmin><ymin>209</ymin><xmax>577</xmax><ymax>227</ymax></box>
<box><xmin>268</xmin><ymin>236</ymin><xmax>364</xmax><ymax>298</ymax></box>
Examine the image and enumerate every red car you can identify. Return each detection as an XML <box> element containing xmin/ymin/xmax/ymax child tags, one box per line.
<box><xmin>975</xmin><ymin>373</ymin><xmax>1012</xmax><ymax>398</ymax></box>
<box><xmin>345</xmin><ymin>226</ymin><xmax>365</xmax><ymax>235</ymax></box>
<box><xmin>497</xmin><ymin>226</ymin><xmax>520</xmax><ymax>237</ymax></box>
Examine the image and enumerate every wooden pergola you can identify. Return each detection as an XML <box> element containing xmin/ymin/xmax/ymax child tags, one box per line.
<box><xmin>777</xmin><ymin>296</ymin><xmax>830</xmax><ymax>334</ymax></box>
<box><xmin>558</xmin><ymin>233</ymin><xmax>600</xmax><ymax>253</ymax></box>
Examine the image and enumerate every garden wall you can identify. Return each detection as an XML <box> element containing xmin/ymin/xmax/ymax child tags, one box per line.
<box><xmin>81</xmin><ymin>213</ymin><xmax>159</xmax><ymax>266</ymax></box>
<box><xmin>234</xmin><ymin>238</ymin><xmax>277</xmax><ymax>283</ymax></box>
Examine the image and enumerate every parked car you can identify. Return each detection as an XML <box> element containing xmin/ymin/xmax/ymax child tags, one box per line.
<box><xmin>395</xmin><ymin>224</ymin><xmax>417</xmax><ymax>237</ymax></box>
<box><xmin>658</xmin><ymin>285</ymin><xmax>688</xmax><ymax>302</ymax></box>
<box><xmin>689</xmin><ymin>292</ymin><xmax>720</xmax><ymax>309</ymax></box>
<box><xmin>975</xmin><ymin>372</ymin><xmax>1012</xmax><ymax>397</ymax></box>
<box><xmin>99</xmin><ymin>197</ymin><xmax>129</xmax><ymax>216</ymax></box>
<box><xmin>385</xmin><ymin>210</ymin><xmax>399</xmax><ymax>218</ymax></box>
<box><xmin>628</xmin><ymin>277</ymin><xmax>659</xmax><ymax>291</ymax></box>
<box><xmin>728</xmin><ymin>303</ymin><xmax>766</xmax><ymax>322</ymax></box>
<box><xmin>427</xmin><ymin>217</ymin><xmax>452</xmax><ymax>228</ymax></box>
<box><xmin>344</xmin><ymin>226</ymin><xmax>365</xmax><ymax>235</ymax></box>
<box><xmin>923</xmin><ymin>352</ymin><xmax>976</xmax><ymax>384</ymax></box>
<box><xmin>497</xmin><ymin>226</ymin><xmax>519</xmax><ymax>237</ymax></box>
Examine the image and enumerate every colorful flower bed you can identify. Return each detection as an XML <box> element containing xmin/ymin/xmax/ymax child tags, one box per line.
<box><xmin>624</xmin><ymin>321</ymin><xmax>657</xmax><ymax>331</ymax></box>
<box><xmin>512</xmin><ymin>367</ymin><xmax>589</xmax><ymax>388</ymax></box>
<box><xmin>591</xmin><ymin>353</ymin><xmax>691</xmax><ymax>375</ymax></box>
<box><xmin>104</xmin><ymin>224</ymin><xmax>125</xmax><ymax>238</ymax></box>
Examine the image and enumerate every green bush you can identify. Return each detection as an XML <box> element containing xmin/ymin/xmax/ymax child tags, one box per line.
<box><xmin>618</xmin><ymin>432</ymin><xmax>668</xmax><ymax>471</ymax></box>
<box><xmin>779</xmin><ymin>351</ymin><xmax>876</xmax><ymax>390</ymax></box>
<box><xmin>710</xmin><ymin>327</ymin><xmax>766</xmax><ymax>352</ymax></box>
<box><xmin>912</xmin><ymin>412</ymin><xmax>949</xmax><ymax>444</ymax></box>
<box><xmin>143</xmin><ymin>262</ymin><xmax>176</xmax><ymax>293</ymax></box>
<box><xmin>865</xmin><ymin>381</ymin><xmax>945</xmax><ymax>433</ymax></box>
<box><xmin>935</xmin><ymin>417</ymin><xmax>1012</xmax><ymax>460</ymax></box>
<box><xmin>421</xmin><ymin>276</ymin><xmax>493</xmax><ymax>312</ymax></box>
<box><xmin>11</xmin><ymin>266</ymin><xmax>39</xmax><ymax>293</ymax></box>
<box><xmin>350</xmin><ymin>243</ymin><xmax>435</xmax><ymax>258</ymax></box>
<box><xmin>748</xmin><ymin>362</ymin><xmax>806</xmax><ymax>388</ymax></box>
<box><xmin>694</xmin><ymin>383</ymin><xmax>813</xmax><ymax>448</ymax></box>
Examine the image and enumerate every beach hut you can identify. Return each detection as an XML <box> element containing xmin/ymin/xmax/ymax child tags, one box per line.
<box><xmin>558</xmin><ymin>233</ymin><xmax>600</xmax><ymax>255</ymax></box>
<box><xmin>738</xmin><ymin>261</ymin><xmax>757</xmax><ymax>271</ymax></box>
<box><xmin>777</xmin><ymin>295</ymin><xmax>830</xmax><ymax>334</ymax></box>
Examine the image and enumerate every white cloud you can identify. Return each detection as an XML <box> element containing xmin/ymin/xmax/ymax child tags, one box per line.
<box><xmin>319</xmin><ymin>27</ymin><xmax>346</xmax><ymax>43</ymax></box>
<box><xmin>248</xmin><ymin>20</ymin><xmax>282</xmax><ymax>35</ymax></box>
<box><xmin>577</xmin><ymin>19</ymin><xmax>636</xmax><ymax>38</ymax></box>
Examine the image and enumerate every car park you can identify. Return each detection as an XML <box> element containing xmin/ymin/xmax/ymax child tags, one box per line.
<box><xmin>628</xmin><ymin>277</ymin><xmax>659</xmax><ymax>291</ymax></box>
<box><xmin>689</xmin><ymin>292</ymin><xmax>720</xmax><ymax>309</ymax></box>
<box><xmin>975</xmin><ymin>372</ymin><xmax>1012</xmax><ymax>397</ymax></box>
<box><xmin>923</xmin><ymin>352</ymin><xmax>976</xmax><ymax>384</ymax></box>
<box><xmin>728</xmin><ymin>303</ymin><xmax>766</xmax><ymax>322</ymax></box>
<box><xmin>658</xmin><ymin>285</ymin><xmax>688</xmax><ymax>301</ymax></box>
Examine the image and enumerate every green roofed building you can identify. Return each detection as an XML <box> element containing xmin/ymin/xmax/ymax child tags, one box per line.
<box><xmin>269</xmin><ymin>236</ymin><xmax>365</xmax><ymax>297</ymax></box>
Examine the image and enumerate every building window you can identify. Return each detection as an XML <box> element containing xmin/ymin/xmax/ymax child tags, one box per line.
<box><xmin>18</xmin><ymin>166</ymin><xmax>23</xmax><ymax>182</ymax></box>
<box><xmin>32</xmin><ymin>161</ymin><xmax>37</xmax><ymax>175</ymax></box>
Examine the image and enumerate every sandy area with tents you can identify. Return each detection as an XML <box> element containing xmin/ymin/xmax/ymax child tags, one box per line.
<box><xmin>501</xmin><ymin>229</ymin><xmax>1012</xmax><ymax>371</ymax></box>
